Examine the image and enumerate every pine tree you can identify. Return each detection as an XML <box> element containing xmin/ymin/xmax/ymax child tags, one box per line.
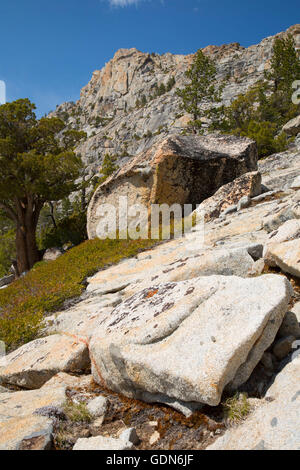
<box><xmin>266</xmin><ymin>34</ymin><xmax>300</xmax><ymax>93</ymax></box>
<box><xmin>176</xmin><ymin>49</ymin><xmax>220</xmax><ymax>133</ymax></box>
<box><xmin>0</xmin><ymin>99</ymin><xmax>86</xmax><ymax>274</ymax></box>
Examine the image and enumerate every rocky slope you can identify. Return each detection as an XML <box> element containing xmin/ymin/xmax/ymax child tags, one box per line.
<box><xmin>0</xmin><ymin>139</ymin><xmax>299</xmax><ymax>450</ymax></box>
<box><xmin>50</xmin><ymin>24</ymin><xmax>300</xmax><ymax>182</ymax></box>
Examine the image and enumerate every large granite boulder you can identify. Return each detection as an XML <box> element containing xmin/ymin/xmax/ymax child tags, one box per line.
<box><xmin>89</xmin><ymin>274</ymin><xmax>292</xmax><ymax>407</ymax></box>
<box><xmin>87</xmin><ymin>134</ymin><xmax>257</xmax><ymax>239</ymax></box>
<box><xmin>193</xmin><ymin>171</ymin><xmax>261</xmax><ymax>221</ymax></box>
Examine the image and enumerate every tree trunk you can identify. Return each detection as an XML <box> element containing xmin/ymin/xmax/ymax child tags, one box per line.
<box><xmin>15</xmin><ymin>197</ymin><xmax>43</xmax><ymax>275</ymax></box>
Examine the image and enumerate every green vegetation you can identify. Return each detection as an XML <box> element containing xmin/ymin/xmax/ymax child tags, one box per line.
<box><xmin>176</xmin><ymin>49</ymin><xmax>223</xmax><ymax>133</ymax></box>
<box><xmin>211</xmin><ymin>35</ymin><xmax>300</xmax><ymax>157</ymax></box>
<box><xmin>135</xmin><ymin>76</ymin><xmax>176</xmax><ymax>109</ymax></box>
<box><xmin>0</xmin><ymin>99</ymin><xmax>86</xmax><ymax>275</ymax></box>
<box><xmin>0</xmin><ymin>235</ymin><xmax>157</xmax><ymax>351</ymax></box>
<box><xmin>63</xmin><ymin>400</ymin><xmax>92</xmax><ymax>423</ymax></box>
<box><xmin>38</xmin><ymin>207</ymin><xmax>87</xmax><ymax>250</ymax></box>
<box><xmin>223</xmin><ymin>393</ymin><xmax>251</xmax><ymax>424</ymax></box>
<box><xmin>92</xmin><ymin>153</ymin><xmax>119</xmax><ymax>192</ymax></box>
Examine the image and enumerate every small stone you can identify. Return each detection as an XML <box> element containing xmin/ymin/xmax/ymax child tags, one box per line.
<box><xmin>149</xmin><ymin>431</ymin><xmax>160</xmax><ymax>445</ymax></box>
<box><xmin>86</xmin><ymin>396</ymin><xmax>108</xmax><ymax>418</ymax></box>
<box><xmin>43</xmin><ymin>247</ymin><xmax>64</xmax><ymax>261</ymax></box>
<box><xmin>90</xmin><ymin>416</ymin><xmax>105</xmax><ymax>431</ymax></box>
<box><xmin>148</xmin><ymin>421</ymin><xmax>158</xmax><ymax>427</ymax></box>
<box><xmin>273</xmin><ymin>335</ymin><xmax>296</xmax><ymax>360</ymax></box>
<box><xmin>120</xmin><ymin>427</ymin><xmax>139</xmax><ymax>445</ymax></box>
<box><xmin>73</xmin><ymin>435</ymin><xmax>133</xmax><ymax>451</ymax></box>
<box><xmin>248</xmin><ymin>258</ymin><xmax>265</xmax><ymax>277</ymax></box>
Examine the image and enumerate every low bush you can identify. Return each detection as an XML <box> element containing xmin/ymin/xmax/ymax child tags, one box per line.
<box><xmin>0</xmin><ymin>236</ymin><xmax>157</xmax><ymax>351</ymax></box>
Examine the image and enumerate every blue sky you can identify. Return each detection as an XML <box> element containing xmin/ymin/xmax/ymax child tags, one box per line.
<box><xmin>0</xmin><ymin>0</ymin><xmax>298</xmax><ymax>116</ymax></box>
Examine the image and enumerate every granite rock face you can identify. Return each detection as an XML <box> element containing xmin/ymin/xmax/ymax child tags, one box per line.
<box><xmin>282</xmin><ymin>114</ymin><xmax>300</xmax><ymax>136</ymax></box>
<box><xmin>87</xmin><ymin>134</ymin><xmax>257</xmax><ymax>239</ymax></box>
<box><xmin>194</xmin><ymin>171</ymin><xmax>261</xmax><ymax>221</ymax></box>
<box><xmin>208</xmin><ymin>355</ymin><xmax>300</xmax><ymax>450</ymax></box>
<box><xmin>0</xmin><ymin>334</ymin><xmax>90</xmax><ymax>389</ymax></box>
<box><xmin>0</xmin><ymin>386</ymin><xmax>66</xmax><ymax>450</ymax></box>
<box><xmin>89</xmin><ymin>274</ymin><xmax>292</xmax><ymax>407</ymax></box>
<box><xmin>49</xmin><ymin>25</ymin><xmax>300</xmax><ymax>186</ymax></box>
<box><xmin>265</xmin><ymin>239</ymin><xmax>300</xmax><ymax>278</ymax></box>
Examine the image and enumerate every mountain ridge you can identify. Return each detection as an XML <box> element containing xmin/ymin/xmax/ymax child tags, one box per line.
<box><xmin>50</xmin><ymin>24</ymin><xmax>300</xmax><ymax>180</ymax></box>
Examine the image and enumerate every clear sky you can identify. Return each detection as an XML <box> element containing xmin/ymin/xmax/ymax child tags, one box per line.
<box><xmin>0</xmin><ymin>0</ymin><xmax>298</xmax><ymax>116</ymax></box>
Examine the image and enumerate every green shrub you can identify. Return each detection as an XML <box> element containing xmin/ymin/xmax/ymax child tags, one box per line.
<box><xmin>0</xmin><ymin>229</ymin><xmax>16</xmax><ymax>277</ymax></box>
<box><xmin>63</xmin><ymin>400</ymin><xmax>92</xmax><ymax>423</ymax></box>
<box><xmin>38</xmin><ymin>211</ymin><xmax>87</xmax><ymax>250</ymax></box>
<box><xmin>0</xmin><ymin>236</ymin><xmax>157</xmax><ymax>351</ymax></box>
<box><xmin>223</xmin><ymin>393</ymin><xmax>251</xmax><ymax>424</ymax></box>
<box><xmin>240</xmin><ymin>121</ymin><xmax>289</xmax><ymax>158</ymax></box>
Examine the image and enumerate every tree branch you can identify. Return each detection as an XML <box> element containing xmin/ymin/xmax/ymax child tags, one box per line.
<box><xmin>0</xmin><ymin>201</ymin><xmax>17</xmax><ymax>222</ymax></box>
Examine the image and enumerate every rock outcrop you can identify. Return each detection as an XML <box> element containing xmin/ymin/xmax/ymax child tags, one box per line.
<box><xmin>0</xmin><ymin>128</ymin><xmax>299</xmax><ymax>450</ymax></box>
<box><xmin>50</xmin><ymin>25</ymin><xmax>300</xmax><ymax>185</ymax></box>
<box><xmin>0</xmin><ymin>334</ymin><xmax>90</xmax><ymax>389</ymax></box>
<box><xmin>87</xmin><ymin>134</ymin><xmax>257</xmax><ymax>239</ymax></box>
<box><xmin>208</xmin><ymin>355</ymin><xmax>300</xmax><ymax>450</ymax></box>
<box><xmin>282</xmin><ymin>115</ymin><xmax>300</xmax><ymax>136</ymax></box>
<box><xmin>89</xmin><ymin>275</ymin><xmax>291</xmax><ymax>407</ymax></box>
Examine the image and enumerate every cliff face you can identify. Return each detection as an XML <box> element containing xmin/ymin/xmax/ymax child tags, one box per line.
<box><xmin>51</xmin><ymin>24</ymin><xmax>300</xmax><ymax>179</ymax></box>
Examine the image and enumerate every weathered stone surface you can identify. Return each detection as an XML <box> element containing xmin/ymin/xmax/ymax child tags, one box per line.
<box><xmin>87</xmin><ymin>396</ymin><xmax>108</xmax><ymax>418</ymax></box>
<box><xmin>0</xmin><ymin>335</ymin><xmax>90</xmax><ymax>389</ymax></box>
<box><xmin>265</xmin><ymin>239</ymin><xmax>300</xmax><ymax>278</ymax></box>
<box><xmin>73</xmin><ymin>429</ymin><xmax>135</xmax><ymax>450</ymax></box>
<box><xmin>264</xmin><ymin>219</ymin><xmax>300</xmax><ymax>249</ymax></box>
<box><xmin>291</xmin><ymin>301</ymin><xmax>300</xmax><ymax>323</ymax></box>
<box><xmin>43</xmin><ymin>247</ymin><xmax>64</xmax><ymax>261</ymax></box>
<box><xmin>0</xmin><ymin>386</ymin><xmax>66</xmax><ymax>450</ymax></box>
<box><xmin>50</xmin><ymin>26</ymin><xmax>299</xmax><ymax>193</ymax></box>
<box><xmin>237</xmin><ymin>195</ymin><xmax>251</xmax><ymax>211</ymax></box>
<box><xmin>0</xmin><ymin>415</ymin><xmax>53</xmax><ymax>450</ymax></box>
<box><xmin>89</xmin><ymin>274</ymin><xmax>291</xmax><ymax>407</ymax></box>
<box><xmin>273</xmin><ymin>336</ymin><xmax>296</xmax><ymax>360</ymax></box>
<box><xmin>278</xmin><ymin>312</ymin><xmax>300</xmax><ymax>339</ymax></box>
<box><xmin>193</xmin><ymin>171</ymin><xmax>261</xmax><ymax>221</ymax></box>
<box><xmin>259</xmin><ymin>146</ymin><xmax>300</xmax><ymax>192</ymax></box>
<box><xmin>88</xmin><ymin>243</ymin><xmax>256</xmax><ymax>301</ymax></box>
<box><xmin>290</xmin><ymin>175</ymin><xmax>300</xmax><ymax>190</ymax></box>
<box><xmin>282</xmin><ymin>114</ymin><xmax>300</xmax><ymax>136</ymax></box>
<box><xmin>41</xmin><ymin>372</ymin><xmax>94</xmax><ymax>391</ymax></box>
<box><xmin>0</xmin><ymin>386</ymin><xmax>67</xmax><ymax>421</ymax></box>
<box><xmin>208</xmin><ymin>356</ymin><xmax>300</xmax><ymax>450</ymax></box>
<box><xmin>87</xmin><ymin>134</ymin><xmax>257</xmax><ymax>239</ymax></box>
<box><xmin>262</xmin><ymin>203</ymin><xmax>300</xmax><ymax>233</ymax></box>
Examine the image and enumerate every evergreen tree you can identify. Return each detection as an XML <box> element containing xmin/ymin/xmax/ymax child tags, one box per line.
<box><xmin>266</xmin><ymin>34</ymin><xmax>300</xmax><ymax>93</ymax></box>
<box><xmin>176</xmin><ymin>49</ymin><xmax>221</xmax><ymax>133</ymax></box>
<box><xmin>0</xmin><ymin>99</ymin><xmax>86</xmax><ymax>275</ymax></box>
